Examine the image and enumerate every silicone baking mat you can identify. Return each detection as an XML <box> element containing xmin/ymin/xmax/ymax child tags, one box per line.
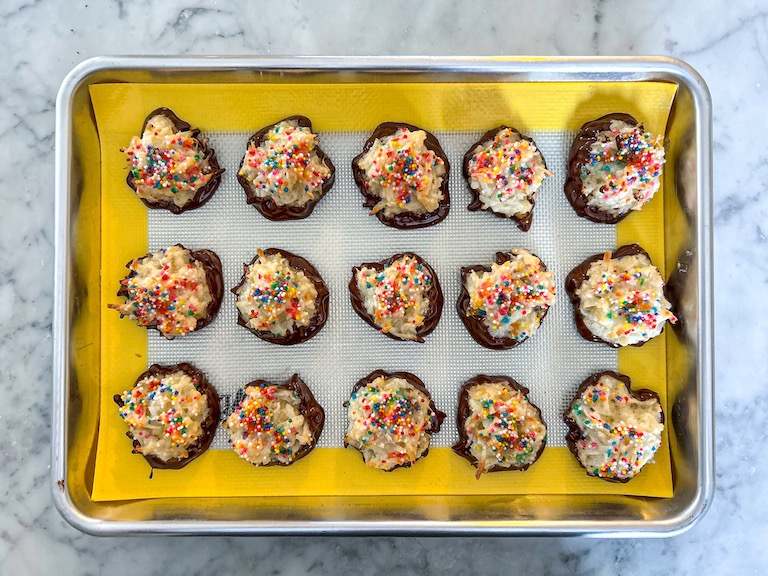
<box><xmin>89</xmin><ymin>81</ymin><xmax>676</xmax><ymax>500</ymax></box>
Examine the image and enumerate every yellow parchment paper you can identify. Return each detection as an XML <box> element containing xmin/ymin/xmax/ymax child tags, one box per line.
<box><xmin>89</xmin><ymin>81</ymin><xmax>676</xmax><ymax>501</ymax></box>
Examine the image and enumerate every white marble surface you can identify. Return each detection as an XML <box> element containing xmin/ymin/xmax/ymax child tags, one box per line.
<box><xmin>0</xmin><ymin>0</ymin><xmax>764</xmax><ymax>573</ymax></box>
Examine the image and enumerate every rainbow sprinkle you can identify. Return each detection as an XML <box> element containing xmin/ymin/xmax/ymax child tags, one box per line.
<box><xmin>588</xmin><ymin>258</ymin><xmax>677</xmax><ymax>339</ymax></box>
<box><xmin>363</xmin><ymin>127</ymin><xmax>444</xmax><ymax>208</ymax></box>
<box><xmin>468</xmin><ymin>130</ymin><xmax>546</xmax><ymax>201</ymax></box>
<box><xmin>118</xmin><ymin>374</ymin><xmax>204</xmax><ymax>452</ymax></box>
<box><xmin>584</xmin><ymin>123</ymin><xmax>664</xmax><ymax>205</ymax></box>
<box><xmin>123</xmin><ymin>118</ymin><xmax>212</xmax><ymax>197</ymax></box>
<box><xmin>468</xmin><ymin>388</ymin><xmax>544</xmax><ymax>466</ymax></box>
<box><xmin>359</xmin><ymin>257</ymin><xmax>431</xmax><ymax>329</ymax></box>
<box><xmin>239</xmin><ymin>122</ymin><xmax>330</xmax><ymax>200</ymax></box>
<box><xmin>349</xmin><ymin>382</ymin><xmax>436</xmax><ymax>467</ymax></box>
<box><xmin>570</xmin><ymin>380</ymin><xmax>662</xmax><ymax>479</ymax></box>
<box><xmin>469</xmin><ymin>257</ymin><xmax>556</xmax><ymax>340</ymax></box>
<box><xmin>239</xmin><ymin>251</ymin><xmax>312</xmax><ymax>336</ymax></box>
<box><xmin>228</xmin><ymin>385</ymin><xmax>300</xmax><ymax>460</ymax></box>
<box><xmin>109</xmin><ymin>247</ymin><xmax>208</xmax><ymax>337</ymax></box>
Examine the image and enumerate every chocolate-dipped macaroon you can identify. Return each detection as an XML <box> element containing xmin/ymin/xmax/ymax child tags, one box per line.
<box><xmin>232</xmin><ymin>248</ymin><xmax>329</xmax><ymax>345</ymax></box>
<box><xmin>453</xmin><ymin>375</ymin><xmax>547</xmax><ymax>479</ymax></box>
<box><xmin>352</xmin><ymin>122</ymin><xmax>450</xmax><ymax>229</ymax></box>
<box><xmin>457</xmin><ymin>248</ymin><xmax>556</xmax><ymax>350</ymax></box>
<box><xmin>223</xmin><ymin>374</ymin><xmax>325</xmax><ymax>467</ymax></box>
<box><xmin>122</xmin><ymin>107</ymin><xmax>223</xmax><ymax>213</ymax></box>
<box><xmin>463</xmin><ymin>126</ymin><xmax>551</xmax><ymax>232</ymax></box>
<box><xmin>349</xmin><ymin>252</ymin><xmax>443</xmax><ymax>342</ymax></box>
<box><xmin>237</xmin><ymin>115</ymin><xmax>335</xmax><ymax>220</ymax></box>
<box><xmin>565</xmin><ymin>113</ymin><xmax>665</xmax><ymax>223</ymax></box>
<box><xmin>344</xmin><ymin>370</ymin><xmax>445</xmax><ymax>471</ymax></box>
<box><xmin>108</xmin><ymin>244</ymin><xmax>224</xmax><ymax>339</ymax></box>
<box><xmin>564</xmin><ymin>371</ymin><xmax>664</xmax><ymax>483</ymax></box>
<box><xmin>565</xmin><ymin>244</ymin><xmax>676</xmax><ymax>348</ymax></box>
<box><xmin>114</xmin><ymin>363</ymin><xmax>220</xmax><ymax>471</ymax></box>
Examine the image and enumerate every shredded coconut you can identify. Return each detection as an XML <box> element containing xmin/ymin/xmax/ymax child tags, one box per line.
<box><xmin>580</xmin><ymin>120</ymin><xmax>665</xmax><ymax>217</ymax></box>
<box><xmin>124</xmin><ymin>114</ymin><xmax>215</xmax><ymax>208</ymax></box>
<box><xmin>355</xmin><ymin>254</ymin><xmax>434</xmax><ymax>341</ymax></box>
<box><xmin>466</xmin><ymin>249</ymin><xmax>556</xmax><ymax>342</ymax></box>
<box><xmin>235</xmin><ymin>250</ymin><xmax>318</xmax><ymax>337</ymax></box>
<box><xmin>568</xmin><ymin>373</ymin><xmax>663</xmax><ymax>481</ymax></box>
<box><xmin>109</xmin><ymin>245</ymin><xmax>213</xmax><ymax>339</ymax></box>
<box><xmin>239</xmin><ymin>119</ymin><xmax>331</xmax><ymax>207</ymax></box>
<box><xmin>463</xmin><ymin>381</ymin><xmax>547</xmax><ymax>477</ymax></box>
<box><xmin>118</xmin><ymin>370</ymin><xmax>209</xmax><ymax>462</ymax></box>
<box><xmin>224</xmin><ymin>384</ymin><xmax>313</xmax><ymax>466</ymax></box>
<box><xmin>345</xmin><ymin>376</ymin><xmax>439</xmax><ymax>470</ymax></box>
<box><xmin>357</xmin><ymin>127</ymin><xmax>446</xmax><ymax>217</ymax></box>
<box><xmin>467</xmin><ymin>128</ymin><xmax>549</xmax><ymax>217</ymax></box>
<box><xmin>575</xmin><ymin>251</ymin><xmax>676</xmax><ymax>346</ymax></box>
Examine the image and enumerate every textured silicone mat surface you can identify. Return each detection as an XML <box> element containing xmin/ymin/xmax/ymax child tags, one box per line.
<box><xmin>146</xmin><ymin>129</ymin><xmax>617</xmax><ymax>450</ymax></box>
<box><xmin>89</xmin><ymin>81</ymin><xmax>676</xmax><ymax>500</ymax></box>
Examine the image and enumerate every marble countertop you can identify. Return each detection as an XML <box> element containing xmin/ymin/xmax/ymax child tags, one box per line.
<box><xmin>1</xmin><ymin>0</ymin><xmax>763</xmax><ymax>573</ymax></box>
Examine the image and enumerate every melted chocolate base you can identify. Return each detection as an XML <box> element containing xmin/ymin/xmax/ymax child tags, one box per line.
<box><xmin>352</xmin><ymin>122</ymin><xmax>451</xmax><ymax>229</ymax></box>
<box><xmin>457</xmin><ymin>250</ymin><xmax>551</xmax><ymax>350</ymax></box>
<box><xmin>563</xmin><ymin>370</ymin><xmax>664</xmax><ymax>483</ymax></box>
<box><xmin>114</xmin><ymin>244</ymin><xmax>224</xmax><ymax>337</ymax></box>
<box><xmin>344</xmin><ymin>370</ymin><xmax>445</xmax><ymax>471</ymax></box>
<box><xmin>349</xmin><ymin>252</ymin><xmax>444</xmax><ymax>343</ymax></box>
<box><xmin>452</xmin><ymin>374</ymin><xmax>547</xmax><ymax>476</ymax></box>
<box><xmin>126</xmin><ymin>107</ymin><xmax>224</xmax><ymax>214</ymax></box>
<box><xmin>564</xmin><ymin>112</ymin><xmax>641</xmax><ymax>224</ymax></box>
<box><xmin>237</xmin><ymin>115</ymin><xmax>336</xmax><ymax>221</ymax></box>
<box><xmin>113</xmin><ymin>362</ymin><xmax>221</xmax><ymax>471</ymax></box>
<box><xmin>565</xmin><ymin>243</ymin><xmax>664</xmax><ymax>348</ymax></box>
<box><xmin>230</xmin><ymin>374</ymin><xmax>325</xmax><ymax>467</ymax></box>
<box><xmin>462</xmin><ymin>126</ymin><xmax>547</xmax><ymax>232</ymax></box>
<box><xmin>232</xmin><ymin>248</ymin><xmax>329</xmax><ymax>345</ymax></box>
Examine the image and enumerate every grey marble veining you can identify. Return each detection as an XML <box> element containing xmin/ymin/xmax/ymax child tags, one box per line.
<box><xmin>0</xmin><ymin>0</ymin><xmax>765</xmax><ymax>573</ymax></box>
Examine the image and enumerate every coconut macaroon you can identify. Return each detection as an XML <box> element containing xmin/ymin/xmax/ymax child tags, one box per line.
<box><xmin>232</xmin><ymin>248</ymin><xmax>329</xmax><ymax>345</ymax></box>
<box><xmin>457</xmin><ymin>249</ymin><xmax>557</xmax><ymax>349</ymax></box>
<box><xmin>463</xmin><ymin>126</ymin><xmax>551</xmax><ymax>232</ymax></box>
<box><xmin>123</xmin><ymin>107</ymin><xmax>223</xmax><ymax>213</ymax></box>
<box><xmin>114</xmin><ymin>363</ymin><xmax>220</xmax><ymax>470</ymax></box>
<box><xmin>565</xmin><ymin>244</ymin><xmax>677</xmax><ymax>347</ymax></box>
<box><xmin>223</xmin><ymin>374</ymin><xmax>325</xmax><ymax>467</ymax></box>
<box><xmin>352</xmin><ymin>122</ymin><xmax>450</xmax><ymax>229</ymax></box>
<box><xmin>344</xmin><ymin>371</ymin><xmax>445</xmax><ymax>471</ymax></box>
<box><xmin>453</xmin><ymin>375</ymin><xmax>547</xmax><ymax>479</ymax></box>
<box><xmin>349</xmin><ymin>252</ymin><xmax>443</xmax><ymax>343</ymax></box>
<box><xmin>237</xmin><ymin>116</ymin><xmax>335</xmax><ymax>220</ymax></box>
<box><xmin>565</xmin><ymin>113</ymin><xmax>665</xmax><ymax>224</ymax></box>
<box><xmin>108</xmin><ymin>244</ymin><xmax>224</xmax><ymax>339</ymax></box>
<box><xmin>565</xmin><ymin>371</ymin><xmax>664</xmax><ymax>482</ymax></box>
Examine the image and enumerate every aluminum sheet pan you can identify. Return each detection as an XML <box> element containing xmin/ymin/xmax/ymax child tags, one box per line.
<box><xmin>53</xmin><ymin>56</ymin><xmax>713</xmax><ymax>536</ymax></box>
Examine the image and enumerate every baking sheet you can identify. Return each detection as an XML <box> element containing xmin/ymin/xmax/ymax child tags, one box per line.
<box><xmin>89</xmin><ymin>82</ymin><xmax>675</xmax><ymax>500</ymax></box>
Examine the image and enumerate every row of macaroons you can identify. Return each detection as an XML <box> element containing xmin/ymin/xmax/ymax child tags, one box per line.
<box><xmin>116</xmin><ymin>365</ymin><xmax>665</xmax><ymax>482</ymax></box>
<box><xmin>124</xmin><ymin>109</ymin><xmax>664</xmax><ymax>229</ymax></box>
<box><xmin>109</xmin><ymin>243</ymin><xmax>677</xmax><ymax>350</ymax></box>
